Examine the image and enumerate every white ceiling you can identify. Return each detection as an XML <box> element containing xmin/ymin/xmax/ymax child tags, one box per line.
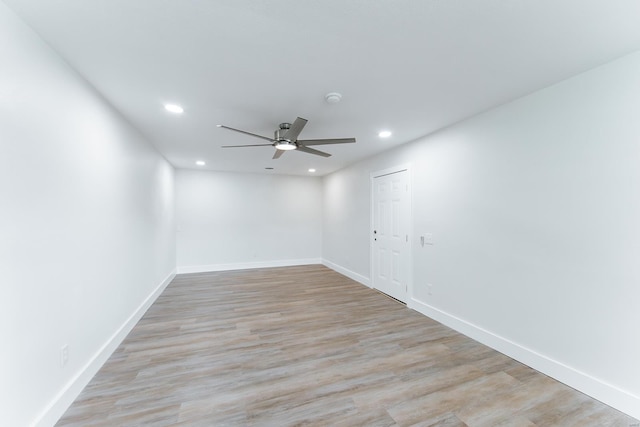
<box><xmin>5</xmin><ymin>0</ymin><xmax>640</xmax><ymax>176</ymax></box>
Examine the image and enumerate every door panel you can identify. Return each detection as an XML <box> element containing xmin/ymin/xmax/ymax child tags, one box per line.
<box><xmin>378</xmin><ymin>248</ymin><xmax>387</xmax><ymax>279</ymax></box>
<box><xmin>392</xmin><ymin>200</ymin><xmax>400</xmax><ymax>237</ymax></box>
<box><xmin>392</xmin><ymin>250</ymin><xmax>400</xmax><ymax>283</ymax></box>
<box><xmin>372</xmin><ymin>169</ymin><xmax>409</xmax><ymax>302</ymax></box>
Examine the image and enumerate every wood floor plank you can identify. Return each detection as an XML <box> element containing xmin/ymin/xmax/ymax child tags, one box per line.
<box><xmin>56</xmin><ymin>265</ymin><xmax>638</xmax><ymax>426</ymax></box>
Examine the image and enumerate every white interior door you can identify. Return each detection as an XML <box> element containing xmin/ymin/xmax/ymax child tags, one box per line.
<box><xmin>372</xmin><ymin>169</ymin><xmax>410</xmax><ymax>302</ymax></box>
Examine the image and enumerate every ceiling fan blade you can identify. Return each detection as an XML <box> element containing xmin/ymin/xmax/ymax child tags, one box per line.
<box><xmin>217</xmin><ymin>124</ymin><xmax>274</xmax><ymax>142</ymax></box>
<box><xmin>281</xmin><ymin>117</ymin><xmax>308</xmax><ymax>141</ymax></box>
<box><xmin>297</xmin><ymin>137</ymin><xmax>356</xmax><ymax>146</ymax></box>
<box><xmin>272</xmin><ymin>149</ymin><xmax>285</xmax><ymax>159</ymax></box>
<box><xmin>296</xmin><ymin>145</ymin><xmax>331</xmax><ymax>157</ymax></box>
<box><xmin>221</xmin><ymin>143</ymin><xmax>274</xmax><ymax>148</ymax></box>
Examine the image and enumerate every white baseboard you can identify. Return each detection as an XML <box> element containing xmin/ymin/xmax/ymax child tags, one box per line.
<box><xmin>177</xmin><ymin>258</ymin><xmax>322</xmax><ymax>274</ymax></box>
<box><xmin>322</xmin><ymin>259</ymin><xmax>371</xmax><ymax>288</ymax></box>
<box><xmin>33</xmin><ymin>269</ymin><xmax>177</xmax><ymax>427</ymax></box>
<box><xmin>409</xmin><ymin>297</ymin><xmax>640</xmax><ymax>421</ymax></box>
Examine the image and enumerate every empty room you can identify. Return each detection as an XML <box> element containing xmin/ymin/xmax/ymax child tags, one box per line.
<box><xmin>2</xmin><ymin>1</ymin><xmax>640</xmax><ymax>426</ymax></box>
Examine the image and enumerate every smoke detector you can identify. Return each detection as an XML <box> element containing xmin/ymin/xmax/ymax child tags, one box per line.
<box><xmin>325</xmin><ymin>92</ymin><xmax>342</xmax><ymax>104</ymax></box>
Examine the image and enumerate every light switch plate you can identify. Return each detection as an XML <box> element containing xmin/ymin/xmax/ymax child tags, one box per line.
<box><xmin>425</xmin><ymin>233</ymin><xmax>434</xmax><ymax>245</ymax></box>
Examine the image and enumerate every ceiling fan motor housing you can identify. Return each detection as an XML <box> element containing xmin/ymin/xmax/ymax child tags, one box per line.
<box><xmin>275</xmin><ymin>123</ymin><xmax>294</xmax><ymax>143</ymax></box>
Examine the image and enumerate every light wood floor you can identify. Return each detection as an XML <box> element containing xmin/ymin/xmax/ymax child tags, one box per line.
<box><xmin>57</xmin><ymin>265</ymin><xmax>637</xmax><ymax>426</ymax></box>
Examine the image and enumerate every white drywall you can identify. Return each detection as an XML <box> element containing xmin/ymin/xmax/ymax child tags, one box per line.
<box><xmin>0</xmin><ymin>3</ymin><xmax>176</xmax><ymax>426</ymax></box>
<box><xmin>322</xmin><ymin>51</ymin><xmax>640</xmax><ymax>418</ymax></box>
<box><xmin>176</xmin><ymin>170</ymin><xmax>322</xmax><ymax>272</ymax></box>
<box><xmin>323</xmin><ymin>167</ymin><xmax>371</xmax><ymax>284</ymax></box>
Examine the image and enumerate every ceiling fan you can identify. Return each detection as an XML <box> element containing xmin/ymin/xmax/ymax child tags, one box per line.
<box><xmin>217</xmin><ymin>117</ymin><xmax>356</xmax><ymax>159</ymax></box>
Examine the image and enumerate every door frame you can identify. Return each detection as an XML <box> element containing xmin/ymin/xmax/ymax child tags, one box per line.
<box><xmin>370</xmin><ymin>163</ymin><xmax>413</xmax><ymax>303</ymax></box>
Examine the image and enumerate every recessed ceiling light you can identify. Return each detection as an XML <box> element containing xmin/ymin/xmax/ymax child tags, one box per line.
<box><xmin>164</xmin><ymin>103</ymin><xmax>184</xmax><ymax>114</ymax></box>
<box><xmin>195</xmin><ymin>160</ymin><xmax>205</xmax><ymax>166</ymax></box>
<box><xmin>378</xmin><ymin>130</ymin><xmax>392</xmax><ymax>138</ymax></box>
<box><xmin>308</xmin><ymin>168</ymin><xmax>316</xmax><ymax>173</ymax></box>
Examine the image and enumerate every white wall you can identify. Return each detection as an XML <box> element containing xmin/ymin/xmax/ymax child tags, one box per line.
<box><xmin>323</xmin><ymin>51</ymin><xmax>640</xmax><ymax>418</ymax></box>
<box><xmin>0</xmin><ymin>3</ymin><xmax>176</xmax><ymax>426</ymax></box>
<box><xmin>176</xmin><ymin>170</ymin><xmax>322</xmax><ymax>272</ymax></box>
<box><xmin>323</xmin><ymin>166</ymin><xmax>371</xmax><ymax>284</ymax></box>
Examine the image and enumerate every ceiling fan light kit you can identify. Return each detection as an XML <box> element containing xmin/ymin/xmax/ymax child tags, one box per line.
<box><xmin>218</xmin><ymin>117</ymin><xmax>356</xmax><ymax>159</ymax></box>
<box><xmin>275</xmin><ymin>141</ymin><xmax>296</xmax><ymax>151</ymax></box>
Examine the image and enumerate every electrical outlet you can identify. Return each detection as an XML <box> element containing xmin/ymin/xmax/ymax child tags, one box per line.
<box><xmin>427</xmin><ymin>283</ymin><xmax>433</xmax><ymax>296</ymax></box>
<box><xmin>61</xmin><ymin>345</ymin><xmax>69</xmax><ymax>367</ymax></box>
